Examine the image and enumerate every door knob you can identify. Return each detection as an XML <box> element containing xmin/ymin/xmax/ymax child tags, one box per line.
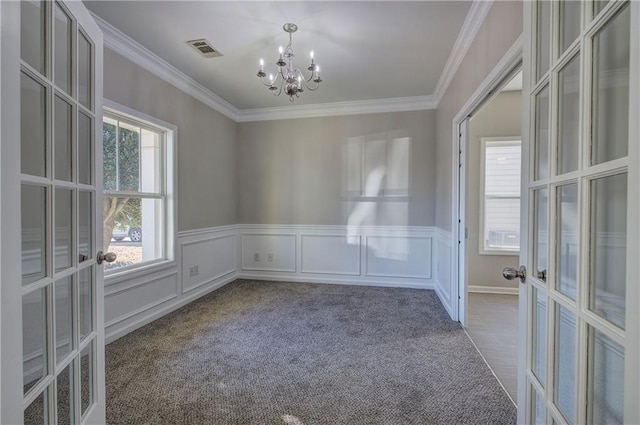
<box><xmin>502</xmin><ymin>265</ymin><xmax>526</xmax><ymax>283</ymax></box>
<box><xmin>97</xmin><ymin>251</ymin><xmax>117</xmax><ymax>265</ymax></box>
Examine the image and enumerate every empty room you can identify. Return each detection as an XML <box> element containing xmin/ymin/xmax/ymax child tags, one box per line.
<box><xmin>1</xmin><ymin>1</ymin><xmax>638</xmax><ymax>424</ymax></box>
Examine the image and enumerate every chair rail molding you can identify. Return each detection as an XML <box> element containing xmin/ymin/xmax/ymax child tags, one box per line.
<box><xmin>105</xmin><ymin>223</ymin><xmax>456</xmax><ymax>343</ymax></box>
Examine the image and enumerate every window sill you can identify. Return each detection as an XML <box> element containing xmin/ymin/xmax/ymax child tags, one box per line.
<box><xmin>105</xmin><ymin>259</ymin><xmax>176</xmax><ymax>286</ymax></box>
<box><xmin>479</xmin><ymin>249</ymin><xmax>520</xmax><ymax>256</ymax></box>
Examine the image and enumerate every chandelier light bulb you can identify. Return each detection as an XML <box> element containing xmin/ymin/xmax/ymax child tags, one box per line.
<box><xmin>256</xmin><ymin>23</ymin><xmax>323</xmax><ymax>101</ymax></box>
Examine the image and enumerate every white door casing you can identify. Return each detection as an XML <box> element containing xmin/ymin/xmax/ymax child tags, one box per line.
<box><xmin>457</xmin><ymin>119</ymin><xmax>469</xmax><ymax>326</ymax></box>
<box><xmin>1</xmin><ymin>1</ymin><xmax>105</xmax><ymax>423</ymax></box>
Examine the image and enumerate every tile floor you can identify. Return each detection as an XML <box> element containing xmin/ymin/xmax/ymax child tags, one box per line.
<box><xmin>466</xmin><ymin>293</ymin><xmax>519</xmax><ymax>403</ymax></box>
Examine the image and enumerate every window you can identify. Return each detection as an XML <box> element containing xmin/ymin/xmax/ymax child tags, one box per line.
<box><xmin>102</xmin><ymin>105</ymin><xmax>175</xmax><ymax>272</ymax></box>
<box><xmin>480</xmin><ymin>138</ymin><xmax>521</xmax><ymax>254</ymax></box>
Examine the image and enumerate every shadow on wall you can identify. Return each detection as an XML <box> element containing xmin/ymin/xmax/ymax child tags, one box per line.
<box><xmin>343</xmin><ymin>131</ymin><xmax>412</xmax><ymax>261</ymax></box>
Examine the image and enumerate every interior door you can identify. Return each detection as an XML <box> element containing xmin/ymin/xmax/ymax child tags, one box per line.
<box><xmin>0</xmin><ymin>1</ymin><xmax>106</xmax><ymax>423</ymax></box>
<box><xmin>517</xmin><ymin>1</ymin><xmax>639</xmax><ymax>423</ymax></box>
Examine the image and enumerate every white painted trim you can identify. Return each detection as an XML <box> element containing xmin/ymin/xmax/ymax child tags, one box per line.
<box><xmin>235</xmin><ymin>272</ymin><xmax>434</xmax><ymax>291</ymax></box>
<box><xmin>105</xmin><ymin>260</ymin><xmax>177</xmax><ymax>286</ymax></box>
<box><xmin>182</xmin><ymin>268</ymin><xmax>236</xmax><ymax>294</ymax></box>
<box><xmin>434</xmin><ymin>227</ymin><xmax>454</xmax><ymax>319</ymax></box>
<box><xmin>93</xmin><ymin>0</ymin><xmax>495</xmax><ymax>122</ymax></box>
<box><xmin>105</xmin><ymin>293</ymin><xmax>178</xmax><ymax>329</ymax></box>
<box><xmin>105</xmin><ymin>224</ymin><xmax>449</xmax><ymax>344</ymax></box>
<box><xmin>236</xmin><ymin>223</ymin><xmax>433</xmax><ymax>235</ymax></box>
<box><xmin>102</xmin><ymin>99</ymin><xmax>178</xmax><ymax>283</ymax></box>
<box><xmin>364</xmin><ymin>235</ymin><xmax>433</xmax><ymax>279</ymax></box>
<box><xmin>299</xmin><ymin>234</ymin><xmax>362</xmax><ymax>276</ymax></box>
<box><xmin>177</xmin><ymin>225</ymin><xmax>237</xmax><ymax>239</ymax></box>
<box><xmin>433</xmin><ymin>0</ymin><xmax>495</xmax><ymax>103</ymax></box>
<box><xmin>450</xmin><ymin>34</ymin><xmax>524</xmax><ymax>325</ymax></box>
<box><xmin>105</xmin><ymin>272</ymin><xmax>236</xmax><ymax>343</ymax></box>
<box><xmin>238</xmin><ymin>224</ymin><xmax>437</xmax><ymax>288</ymax></box>
<box><xmin>237</xmin><ymin>95</ymin><xmax>437</xmax><ymax>122</ymax></box>
<box><xmin>180</xmin><ymin>233</ymin><xmax>236</xmax><ymax>294</ymax></box>
<box><xmin>92</xmin><ymin>13</ymin><xmax>240</xmax><ymax>122</ymax></box>
<box><xmin>105</xmin><ymin>270</ymin><xmax>178</xmax><ymax>297</ymax></box>
<box><xmin>478</xmin><ymin>137</ymin><xmax>522</xmax><ymax>256</ymax></box>
<box><xmin>468</xmin><ymin>286</ymin><xmax>519</xmax><ymax>295</ymax></box>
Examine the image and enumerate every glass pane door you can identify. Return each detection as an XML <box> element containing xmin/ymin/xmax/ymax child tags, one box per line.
<box><xmin>17</xmin><ymin>1</ymin><xmax>103</xmax><ymax>423</ymax></box>
<box><xmin>523</xmin><ymin>1</ymin><xmax>634</xmax><ymax>423</ymax></box>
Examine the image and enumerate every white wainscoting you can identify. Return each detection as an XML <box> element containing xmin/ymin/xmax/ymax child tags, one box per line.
<box><xmin>240</xmin><ymin>232</ymin><xmax>296</xmax><ymax>272</ymax></box>
<box><xmin>237</xmin><ymin>225</ymin><xmax>436</xmax><ymax>289</ymax></box>
<box><xmin>435</xmin><ymin>228</ymin><xmax>454</xmax><ymax>318</ymax></box>
<box><xmin>181</xmin><ymin>230</ymin><xmax>236</xmax><ymax>293</ymax></box>
<box><xmin>301</xmin><ymin>234</ymin><xmax>361</xmax><ymax>276</ymax></box>
<box><xmin>104</xmin><ymin>225</ymin><xmax>237</xmax><ymax>343</ymax></box>
<box><xmin>105</xmin><ymin>224</ymin><xmax>453</xmax><ymax>343</ymax></box>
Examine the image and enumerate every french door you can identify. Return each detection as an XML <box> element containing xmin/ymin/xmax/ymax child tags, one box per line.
<box><xmin>518</xmin><ymin>0</ymin><xmax>639</xmax><ymax>424</ymax></box>
<box><xmin>1</xmin><ymin>1</ymin><xmax>105</xmax><ymax>424</ymax></box>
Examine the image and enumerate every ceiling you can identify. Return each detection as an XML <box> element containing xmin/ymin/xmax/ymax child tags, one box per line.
<box><xmin>85</xmin><ymin>1</ymin><xmax>473</xmax><ymax>111</ymax></box>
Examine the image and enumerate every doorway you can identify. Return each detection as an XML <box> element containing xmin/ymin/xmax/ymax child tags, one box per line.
<box><xmin>453</xmin><ymin>58</ymin><xmax>523</xmax><ymax>403</ymax></box>
<box><xmin>464</xmin><ymin>70</ymin><xmax>523</xmax><ymax>402</ymax></box>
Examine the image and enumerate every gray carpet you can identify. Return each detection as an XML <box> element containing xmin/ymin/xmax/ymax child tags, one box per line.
<box><xmin>106</xmin><ymin>280</ymin><xmax>516</xmax><ymax>424</ymax></box>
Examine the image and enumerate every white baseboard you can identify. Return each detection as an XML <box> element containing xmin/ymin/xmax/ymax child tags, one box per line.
<box><xmin>237</xmin><ymin>272</ymin><xmax>434</xmax><ymax>290</ymax></box>
<box><xmin>468</xmin><ymin>285</ymin><xmax>519</xmax><ymax>295</ymax></box>
<box><xmin>105</xmin><ymin>224</ymin><xmax>447</xmax><ymax>343</ymax></box>
<box><xmin>105</xmin><ymin>272</ymin><xmax>237</xmax><ymax>344</ymax></box>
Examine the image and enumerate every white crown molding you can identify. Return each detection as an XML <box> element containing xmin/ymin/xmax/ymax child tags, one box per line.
<box><xmin>237</xmin><ymin>95</ymin><xmax>437</xmax><ymax>122</ymax></box>
<box><xmin>93</xmin><ymin>0</ymin><xmax>493</xmax><ymax>122</ymax></box>
<box><xmin>433</xmin><ymin>0</ymin><xmax>494</xmax><ymax>104</ymax></box>
<box><xmin>92</xmin><ymin>13</ymin><xmax>241</xmax><ymax>122</ymax></box>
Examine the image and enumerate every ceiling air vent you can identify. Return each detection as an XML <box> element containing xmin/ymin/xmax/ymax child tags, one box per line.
<box><xmin>187</xmin><ymin>39</ymin><xmax>222</xmax><ymax>58</ymax></box>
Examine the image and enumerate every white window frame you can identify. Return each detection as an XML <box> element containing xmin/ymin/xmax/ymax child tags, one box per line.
<box><xmin>102</xmin><ymin>99</ymin><xmax>176</xmax><ymax>280</ymax></box>
<box><xmin>479</xmin><ymin>136</ymin><xmax>522</xmax><ymax>255</ymax></box>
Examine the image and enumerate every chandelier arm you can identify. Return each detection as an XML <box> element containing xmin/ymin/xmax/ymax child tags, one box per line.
<box><xmin>305</xmin><ymin>80</ymin><xmax>321</xmax><ymax>91</ymax></box>
<box><xmin>259</xmin><ymin>76</ymin><xmax>275</xmax><ymax>87</ymax></box>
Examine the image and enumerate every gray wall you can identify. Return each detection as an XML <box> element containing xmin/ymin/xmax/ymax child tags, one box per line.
<box><xmin>103</xmin><ymin>48</ymin><xmax>238</xmax><ymax>231</ymax></box>
<box><xmin>467</xmin><ymin>91</ymin><xmax>521</xmax><ymax>289</ymax></box>
<box><xmin>435</xmin><ymin>1</ymin><xmax>523</xmax><ymax>232</ymax></box>
<box><xmin>237</xmin><ymin>110</ymin><xmax>437</xmax><ymax>226</ymax></box>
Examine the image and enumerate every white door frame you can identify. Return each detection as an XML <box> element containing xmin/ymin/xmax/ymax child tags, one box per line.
<box><xmin>450</xmin><ymin>35</ymin><xmax>524</xmax><ymax>326</ymax></box>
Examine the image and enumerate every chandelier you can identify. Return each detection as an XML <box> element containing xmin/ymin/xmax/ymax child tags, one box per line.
<box><xmin>257</xmin><ymin>23</ymin><xmax>322</xmax><ymax>101</ymax></box>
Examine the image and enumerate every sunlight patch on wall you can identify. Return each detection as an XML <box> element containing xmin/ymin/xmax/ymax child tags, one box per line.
<box><xmin>342</xmin><ymin>132</ymin><xmax>411</xmax><ymax>260</ymax></box>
